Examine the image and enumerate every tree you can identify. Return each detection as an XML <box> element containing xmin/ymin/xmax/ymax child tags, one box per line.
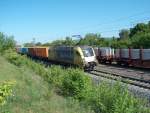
<box><xmin>131</xmin><ymin>33</ymin><xmax>150</xmax><ymax>48</ymax></box>
<box><xmin>42</xmin><ymin>42</ymin><xmax>51</xmax><ymax>46</ymax></box>
<box><xmin>0</xmin><ymin>32</ymin><xmax>16</xmax><ymax>52</ymax></box>
<box><xmin>119</xmin><ymin>29</ymin><xmax>129</xmax><ymax>39</ymax></box>
<box><xmin>50</xmin><ymin>40</ymin><xmax>64</xmax><ymax>46</ymax></box>
<box><xmin>35</xmin><ymin>42</ymin><xmax>42</xmax><ymax>46</ymax></box>
<box><xmin>148</xmin><ymin>21</ymin><xmax>150</xmax><ymax>28</ymax></box>
<box><xmin>78</xmin><ymin>33</ymin><xmax>102</xmax><ymax>46</ymax></box>
<box><xmin>24</xmin><ymin>43</ymin><xmax>34</xmax><ymax>47</ymax></box>
<box><xmin>129</xmin><ymin>23</ymin><xmax>150</xmax><ymax>38</ymax></box>
<box><xmin>63</xmin><ymin>37</ymin><xmax>76</xmax><ymax>45</ymax></box>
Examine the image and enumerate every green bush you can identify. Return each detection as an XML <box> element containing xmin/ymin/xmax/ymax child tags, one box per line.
<box><xmin>131</xmin><ymin>33</ymin><xmax>150</xmax><ymax>48</ymax></box>
<box><xmin>0</xmin><ymin>81</ymin><xmax>16</xmax><ymax>106</ymax></box>
<box><xmin>46</xmin><ymin>66</ymin><xmax>65</xmax><ymax>86</ymax></box>
<box><xmin>86</xmin><ymin>82</ymin><xmax>150</xmax><ymax>113</ymax></box>
<box><xmin>0</xmin><ymin>32</ymin><xmax>15</xmax><ymax>53</ymax></box>
<box><xmin>3</xmin><ymin>49</ymin><xmax>64</xmax><ymax>86</ymax></box>
<box><xmin>61</xmin><ymin>69</ymin><xmax>92</xmax><ymax>100</ymax></box>
<box><xmin>3</xmin><ymin>49</ymin><xmax>24</xmax><ymax>66</ymax></box>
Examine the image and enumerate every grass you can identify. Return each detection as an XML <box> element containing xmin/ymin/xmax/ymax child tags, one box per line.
<box><xmin>0</xmin><ymin>56</ymin><xmax>93</xmax><ymax>113</ymax></box>
<box><xmin>1</xmin><ymin>50</ymin><xmax>150</xmax><ymax>113</ymax></box>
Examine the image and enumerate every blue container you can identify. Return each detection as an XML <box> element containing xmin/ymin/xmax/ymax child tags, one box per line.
<box><xmin>21</xmin><ymin>48</ymin><xmax>28</xmax><ymax>54</ymax></box>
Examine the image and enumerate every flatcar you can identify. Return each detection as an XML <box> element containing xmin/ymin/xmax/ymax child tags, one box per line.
<box><xmin>17</xmin><ymin>46</ymin><xmax>97</xmax><ymax>70</ymax></box>
<box><xmin>95</xmin><ymin>47</ymin><xmax>150</xmax><ymax>68</ymax></box>
<box><xmin>115</xmin><ymin>48</ymin><xmax>150</xmax><ymax>68</ymax></box>
<box><xmin>94</xmin><ymin>47</ymin><xmax>114</xmax><ymax>63</ymax></box>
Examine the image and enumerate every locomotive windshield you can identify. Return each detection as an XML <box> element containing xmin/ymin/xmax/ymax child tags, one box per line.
<box><xmin>82</xmin><ymin>47</ymin><xmax>94</xmax><ymax>57</ymax></box>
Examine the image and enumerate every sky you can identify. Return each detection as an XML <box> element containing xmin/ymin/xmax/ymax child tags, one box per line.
<box><xmin>0</xmin><ymin>0</ymin><xmax>150</xmax><ymax>44</ymax></box>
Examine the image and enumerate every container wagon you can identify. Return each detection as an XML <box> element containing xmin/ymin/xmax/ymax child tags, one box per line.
<box><xmin>115</xmin><ymin>48</ymin><xmax>150</xmax><ymax>68</ymax></box>
<box><xmin>94</xmin><ymin>47</ymin><xmax>114</xmax><ymax>64</ymax></box>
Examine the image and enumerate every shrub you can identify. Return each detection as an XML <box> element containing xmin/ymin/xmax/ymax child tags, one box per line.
<box><xmin>86</xmin><ymin>82</ymin><xmax>150</xmax><ymax>113</ymax></box>
<box><xmin>46</xmin><ymin>66</ymin><xmax>65</xmax><ymax>86</ymax></box>
<box><xmin>0</xmin><ymin>81</ymin><xmax>16</xmax><ymax>106</ymax></box>
<box><xmin>3</xmin><ymin>49</ymin><xmax>24</xmax><ymax>66</ymax></box>
<box><xmin>0</xmin><ymin>32</ymin><xmax>15</xmax><ymax>53</ymax></box>
<box><xmin>61</xmin><ymin>69</ymin><xmax>92</xmax><ymax>100</ymax></box>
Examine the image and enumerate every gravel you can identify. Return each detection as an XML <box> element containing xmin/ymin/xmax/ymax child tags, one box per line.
<box><xmin>86</xmin><ymin>72</ymin><xmax>150</xmax><ymax>102</ymax></box>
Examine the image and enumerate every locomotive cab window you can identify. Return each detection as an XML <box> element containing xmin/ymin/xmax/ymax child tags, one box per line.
<box><xmin>82</xmin><ymin>47</ymin><xmax>94</xmax><ymax>57</ymax></box>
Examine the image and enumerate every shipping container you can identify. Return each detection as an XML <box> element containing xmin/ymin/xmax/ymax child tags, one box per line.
<box><xmin>21</xmin><ymin>48</ymin><xmax>28</xmax><ymax>54</ymax></box>
<box><xmin>115</xmin><ymin>49</ymin><xmax>120</xmax><ymax>58</ymax></box>
<box><xmin>131</xmin><ymin>49</ymin><xmax>140</xmax><ymax>59</ymax></box>
<box><xmin>28</xmin><ymin>48</ymin><xmax>36</xmax><ymax>57</ymax></box>
<box><xmin>34</xmin><ymin>47</ymin><xmax>49</xmax><ymax>58</ymax></box>
<box><xmin>143</xmin><ymin>49</ymin><xmax>150</xmax><ymax>60</ymax></box>
<box><xmin>121</xmin><ymin>49</ymin><xmax>129</xmax><ymax>58</ymax></box>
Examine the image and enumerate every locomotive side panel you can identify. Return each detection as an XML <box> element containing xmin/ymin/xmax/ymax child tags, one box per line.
<box><xmin>55</xmin><ymin>46</ymin><xmax>74</xmax><ymax>64</ymax></box>
<box><xmin>74</xmin><ymin>47</ymin><xmax>84</xmax><ymax>67</ymax></box>
<box><xmin>48</xmin><ymin>46</ymin><xmax>75</xmax><ymax>64</ymax></box>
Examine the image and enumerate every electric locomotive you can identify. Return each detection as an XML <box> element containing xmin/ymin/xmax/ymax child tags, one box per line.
<box><xmin>48</xmin><ymin>46</ymin><xmax>97</xmax><ymax>70</ymax></box>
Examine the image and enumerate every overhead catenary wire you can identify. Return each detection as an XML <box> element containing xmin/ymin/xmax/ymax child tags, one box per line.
<box><xmin>99</xmin><ymin>18</ymin><xmax>150</xmax><ymax>34</ymax></box>
<box><xmin>75</xmin><ymin>10</ymin><xmax>150</xmax><ymax>31</ymax></box>
<box><xmin>71</xmin><ymin>11</ymin><xmax>150</xmax><ymax>37</ymax></box>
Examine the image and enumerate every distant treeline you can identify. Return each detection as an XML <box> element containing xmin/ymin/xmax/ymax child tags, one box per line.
<box><xmin>25</xmin><ymin>21</ymin><xmax>150</xmax><ymax>49</ymax></box>
<box><xmin>1</xmin><ymin>21</ymin><xmax>150</xmax><ymax>49</ymax></box>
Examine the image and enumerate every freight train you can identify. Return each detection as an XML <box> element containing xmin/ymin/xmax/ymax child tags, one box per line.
<box><xmin>16</xmin><ymin>46</ymin><xmax>97</xmax><ymax>70</ymax></box>
<box><xmin>94</xmin><ymin>47</ymin><xmax>150</xmax><ymax>68</ymax></box>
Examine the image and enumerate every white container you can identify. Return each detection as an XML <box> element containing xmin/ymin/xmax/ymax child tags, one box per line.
<box><xmin>143</xmin><ymin>49</ymin><xmax>150</xmax><ymax>60</ymax></box>
<box><xmin>131</xmin><ymin>49</ymin><xmax>140</xmax><ymax>59</ymax></box>
<box><xmin>99</xmin><ymin>47</ymin><xmax>111</xmax><ymax>57</ymax></box>
<box><xmin>111</xmin><ymin>49</ymin><xmax>115</xmax><ymax>57</ymax></box>
<box><xmin>121</xmin><ymin>49</ymin><xmax>129</xmax><ymax>58</ymax></box>
<box><xmin>115</xmin><ymin>49</ymin><xmax>120</xmax><ymax>58</ymax></box>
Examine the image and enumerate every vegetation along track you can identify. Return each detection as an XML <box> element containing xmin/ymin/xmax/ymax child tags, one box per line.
<box><xmin>89</xmin><ymin>66</ymin><xmax>150</xmax><ymax>90</ymax></box>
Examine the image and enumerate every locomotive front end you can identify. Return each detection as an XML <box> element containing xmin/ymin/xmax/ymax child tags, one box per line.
<box><xmin>81</xmin><ymin>46</ymin><xmax>97</xmax><ymax>70</ymax></box>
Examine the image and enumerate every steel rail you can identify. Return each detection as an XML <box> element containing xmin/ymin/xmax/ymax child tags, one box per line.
<box><xmin>94</xmin><ymin>69</ymin><xmax>150</xmax><ymax>84</ymax></box>
<box><xmin>89</xmin><ymin>70</ymin><xmax>150</xmax><ymax>90</ymax></box>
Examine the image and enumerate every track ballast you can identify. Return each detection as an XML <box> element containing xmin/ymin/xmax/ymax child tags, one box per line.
<box><xmin>89</xmin><ymin>65</ymin><xmax>150</xmax><ymax>90</ymax></box>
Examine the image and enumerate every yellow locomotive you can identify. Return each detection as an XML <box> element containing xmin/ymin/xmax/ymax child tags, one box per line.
<box><xmin>48</xmin><ymin>46</ymin><xmax>97</xmax><ymax>70</ymax></box>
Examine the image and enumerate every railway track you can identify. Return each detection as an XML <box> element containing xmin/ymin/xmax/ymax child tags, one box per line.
<box><xmin>26</xmin><ymin>55</ymin><xmax>150</xmax><ymax>89</ymax></box>
<box><xmin>89</xmin><ymin>69</ymin><xmax>150</xmax><ymax>90</ymax></box>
